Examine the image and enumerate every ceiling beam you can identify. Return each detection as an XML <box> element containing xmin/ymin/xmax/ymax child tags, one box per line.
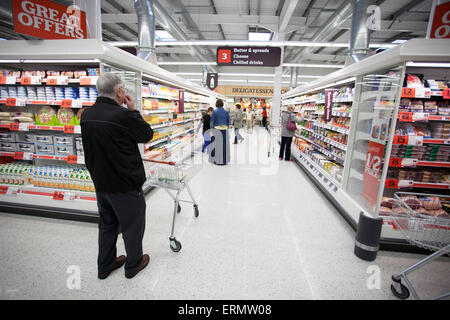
<box><xmin>387</xmin><ymin>0</ymin><xmax>427</xmax><ymax>28</ymax></box>
<box><xmin>279</xmin><ymin>0</ymin><xmax>299</xmax><ymax>33</ymax></box>
<box><xmin>209</xmin><ymin>0</ymin><xmax>226</xmax><ymax>40</ymax></box>
<box><xmin>339</xmin><ymin>19</ymin><xmax>428</xmax><ymax>32</ymax></box>
<box><xmin>101</xmin><ymin>13</ymin><xmax>307</xmax><ymax>27</ymax></box>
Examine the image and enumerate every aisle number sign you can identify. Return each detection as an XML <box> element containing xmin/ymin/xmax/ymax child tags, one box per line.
<box><xmin>12</xmin><ymin>0</ymin><xmax>87</xmax><ymax>40</ymax></box>
<box><xmin>427</xmin><ymin>0</ymin><xmax>450</xmax><ymax>39</ymax></box>
<box><xmin>217</xmin><ymin>47</ymin><xmax>281</xmax><ymax>67</ymax></box>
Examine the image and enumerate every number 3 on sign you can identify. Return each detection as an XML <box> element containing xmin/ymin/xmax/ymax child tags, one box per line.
<box><xmin>218</xmin><ymin>49</ymin><xmax>231</xmax><ymax>63</ymax></box>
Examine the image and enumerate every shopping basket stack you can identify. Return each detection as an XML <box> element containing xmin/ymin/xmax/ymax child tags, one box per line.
<box><xmin>390</xmin><ymin>192</ymin><xmax>450</xmax><ymax>300</ymax></box>
<box><xmin>143</xmin><ymin>157</ymin><xmax>200</xmax><ymax>253</ymax></box>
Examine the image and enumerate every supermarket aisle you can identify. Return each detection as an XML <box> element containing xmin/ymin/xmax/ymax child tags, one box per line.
<box><xmin>0</xmin><ymin>127</ymin><xmax>449</xmax><ymax>300</ymax></box>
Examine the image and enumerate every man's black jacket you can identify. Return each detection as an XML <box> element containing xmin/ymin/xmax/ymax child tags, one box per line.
<box><xmin>80</xmin><ymin>97</ymin><xmax>153</xmax><ymax>193</ymax></box>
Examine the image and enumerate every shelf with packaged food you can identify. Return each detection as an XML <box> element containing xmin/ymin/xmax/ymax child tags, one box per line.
<box><xmin>283</xmin><ymin>39</ymin><xmax>450</xmax><ymax>251</ymax></box>
<box><xmin>298</xmin><ymin>126</ymin><xmax>348</xmax><ymax>151</ymax></box>
<box><xmin>0</xmin><ymin>39</ymin><xmax>227</xmax><ymax>222</ymax></box>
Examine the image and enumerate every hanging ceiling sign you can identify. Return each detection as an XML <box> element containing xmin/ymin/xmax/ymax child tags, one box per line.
<box><xmin>217</xmin><ymin>47</ymin><xmax>281</xmax><ymax>67</ymax></box>
<box><xmin>12</xmin><ymin>0</ymin><xmax>87</xmax><ymax>40</ymax></box>
<box><xmin>206</xmin><ymin>73</ymin><xmax>218</xmax><ymax>90</ymax></box>
<box><xmin>427</xmin><ymin>0</ymin><xmax>450</xmax><ymax>39</ymax></box>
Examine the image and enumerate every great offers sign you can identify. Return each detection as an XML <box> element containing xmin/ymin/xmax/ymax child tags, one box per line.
<box><xmin>217</xmin><ymin>47</ymin><xmax>281</xmax><ymax>67</ymax></box>
<box><xmin>12</xmin><ymin>0</ymin><xmax>87</xmax><ymax>40</ymax></box>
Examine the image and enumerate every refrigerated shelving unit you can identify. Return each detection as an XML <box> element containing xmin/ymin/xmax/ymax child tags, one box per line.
<box><xmin>0</xmin><ymin>39</ymin><xmax>226</xmax><ymax>222</ymax></box>
<box><xmin>282</xmin><ymin>39</ymin><xmax>450</xmax><ymax>252</ymax></box>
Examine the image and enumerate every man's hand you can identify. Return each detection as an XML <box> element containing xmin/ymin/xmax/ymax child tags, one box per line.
<box><xmin>124</xmin><ymin>95</ymin><xmax>135</xmax><ymax>111</ymax></box>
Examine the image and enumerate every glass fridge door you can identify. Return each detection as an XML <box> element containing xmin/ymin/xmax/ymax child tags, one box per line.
<box><xmin>344</xmin><ymin>66</ymin><xmax>405</xmax><ymax>217</ymax></box>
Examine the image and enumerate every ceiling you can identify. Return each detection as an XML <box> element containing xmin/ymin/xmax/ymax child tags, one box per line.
<box><xmin>0</xmin><ymin>0</ymin><xmax>434</xmax><ymax>87</ymax></box>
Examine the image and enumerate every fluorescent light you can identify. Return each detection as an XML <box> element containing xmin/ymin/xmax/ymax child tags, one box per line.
<box><xmin>283</xmin><ymin>63</ymin><xmax>344</xmax><ymax>68</ymax></box>
<box><xmin>406</xmin><ymin>62</ymin><xmax>450</xmax><ymax>68</ymax></box>
<box><xmin>248</xmin><ymin>32</ymin><xmax>271</xmax><ymax>41</ymax></box>
<box><xmin>155</xmin><ymin>30</ymin><xmax>176</xmax><ymax>41</ymax></box>
<box><xmin>158</xmin><ymin>61</ymin><xmax>217</xmax><ymax>65</ymax></box>
<box><xmin>219</xmin><ymin>73</ymin><xmax>275</xmax><ymax>77</ymax></box>
<box><xmin>391</xmin><ymin>39</ymin><xmax>408</xmax><ymax>44</ymax></box>
<box><xmin>108</xmin><ymin>40</ymin><xmax>397</xmax><ymax>48</ymax></box>
<box><xmin>174</xmin><ymin>72</ymin><xmax>203</xmax><ymax>76</ymax></box>
<box><xmin>0</xmin><ymin>59</ymin><xmax>100</xmax><ymax>63</ymax></box>
<box><xmin>218</xmin><ymin>79</ymin><xmax>247</xmax><ymax>82</ymax></box>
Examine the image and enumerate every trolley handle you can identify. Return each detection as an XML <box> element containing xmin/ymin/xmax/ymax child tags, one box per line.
<box><xmin>142</xmin><ymin>159</ymin><xmax>176</xmax><ymax>166</ymax></box>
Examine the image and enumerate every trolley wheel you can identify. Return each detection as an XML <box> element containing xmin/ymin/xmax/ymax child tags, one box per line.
<box><xmin>169</xmin><ymin>238</ymin><xmax>182</xmax><ymax>252</ymax></box>
<box><xmin>391</xmin><ymin>278</ymin><xmax>410</xmax><ymax>299</ymax></box>
<box><xmin>177</xmin><ymin>203</ymin><xmax>181</xmax><ymax>213</ymax></box>
<box><xmin>194</xmin><ymin>205</ymin><xmax>199</xmax><ymax>218</ymax></box>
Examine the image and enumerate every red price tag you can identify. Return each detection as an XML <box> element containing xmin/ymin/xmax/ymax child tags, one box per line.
<box><xmin>53</xmin><ymin>191</ymin><xmax>65</xmax><ymax>201</ymax></box>
<box><xmin>393</xmin><ymin>135</ymin><xmax>408</xmax><ymax>145</ymax></box>
<box><xmin>20</xmin><ymin>76</ymin><xmax>31</xmax><ymax>85</ymax></box>
<box><xmin>5</xmin><ymin>98</ymin><xmax>16</xmax><ymax>106</ymax></box>
<box><xmin>0</xmin><ymin>186</ymin><xmax>8</xmax><ymax>194</ymax></box>
<box><xmin>61</xmin><ymin>99</ymin><xmax>72</xmax><ymax>108</ymax></box>
<box><xmin>64</xmin><ymin>125</ymin><xmax>75</xmax><ymax>134</ymax></box>
<box><xmin>14</xmin><ymin>152</ymin><xmax>24</xmax><ymax>160</ymax></box>
<box><xmin>80</xmin><ymin>77</ymin><xmax>91</xmax><ymax>85</ymax></box>
<box><xmin>0</xmin><ymin>76</ymin><xmax>6</xmax><ymax>84</ymax></box>
<box><xmin>67</xmin><ymin>155</ymin><xmax>78</xmax><ymax>164</ymax></box>
<box><xmin>443</xmin><ymin>89</ymin><xmax>450</xmax><ymax>99</ymax></box>
<box><xmin>9</xmin><ymin>122</ymin><xmax>19</xmax><ymax>131</ymax></box>
<box><xmin>401</xmin><ymin>88</ymin><xmax>416</xmax><ymax>98</ymax></box>
<box><xmin>385</xmin><ymin>179</ymin><xmax>399</xmax><ymax>189</ymax></box>
<box><xmin>398</xmin><ymin>112</ymin><xmax>413</xmax><ymax>122</ymax></box>
<box><xmin>389</xmin><ymin>157</ymin><xmax>402</xmax><ymax>167</ymax></box>
<box><xmin>47</xmin><ymin>77</ymin><xmax>57</xmax><ymax>85</ymax></box>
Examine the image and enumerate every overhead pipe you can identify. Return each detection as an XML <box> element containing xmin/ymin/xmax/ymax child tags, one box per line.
<box><xmin>134</xmin><ymin>0</ymin><xmax>156</xmax><ymax>63</ymax></box>
<box><xmin>348</xmin><ymin>0</ymin><xmax>374</xmax><ymax>63</ymax></box>
<box><xmin>151</xmin><ymin>0</ymin><xmax>217</xmax><ymax>72</ymax></box>
<box><xmin>289</xmin><ymin>67</ymin><xmax>298</xmax><ymax>89</ymax></box>
<box><xmin>284</xmin><ymin>1</ymin><xmax>353</xmax><ymax>74</ymax></box>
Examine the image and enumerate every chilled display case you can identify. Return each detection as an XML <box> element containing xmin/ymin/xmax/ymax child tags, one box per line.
<box><xmin>282</xmin><ymin>39</ymin><xmax>450</xmax><ymax>251</ymax></box>
<box><xmin>0</xmin><ymin>39</ymin><xmax>226</xmax><ymax>221</ymax></box>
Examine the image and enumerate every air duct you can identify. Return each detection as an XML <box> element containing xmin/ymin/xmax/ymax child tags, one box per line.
<box><xmin>289</xmin><ymin>67</ymin><xmax>298</xmax><ymax>90</ymax></box>
<box><xmin>348</xmin><ymin>0</ymin><xmax>374</xmax><ymax>63</ymax></box>
<box><xmin>134</xmin><ymin>0</ymin><xmax>156</xmax><ymax>63</ymax></box>
<box><xmin>283</xmin><ymin>1</ymin><xmax>353</xmax><ymax>75</ymax></box>
<box><xmin>151</xmin><ymin>0</ymin><xmax>217</xmax><ymax>72</ymax></box>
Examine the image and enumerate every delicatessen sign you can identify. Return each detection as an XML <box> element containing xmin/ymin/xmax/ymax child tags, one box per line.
<box><xmin>12</xmin><ymin>0</ymin><xmax>87</xmax><ymax>40</ymax></box>
<box><xmin>216</xmin><ymin>85</ymin><xmax>288</xmax><ymax>97</ymax></box>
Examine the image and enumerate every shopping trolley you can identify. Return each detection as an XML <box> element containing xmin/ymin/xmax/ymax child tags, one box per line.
<box><xmin>390</xmin><ymin>192</ymin><xmax>450</xmax><ymax>300</ymax></box>
<box><xmin>143</xmin><ymin>158</ymin><xmax>200</xmax><ymax>253</ymax></box>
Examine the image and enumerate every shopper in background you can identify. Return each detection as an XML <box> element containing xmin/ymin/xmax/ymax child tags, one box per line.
<box><xmin>262</xmin><ymin>106</ymin><xmax>268</xmax><ymax>128</ymax></box>
<box><xmin>201</xmin><ymin>107</ymin><xmax>214</xmax><ymax>153</ymax></box>
<box><xmin>209</xmin><ymin>99</ymin><xmax>231</xmax><ymax>165</ymax></box>
<box><xmin>233</xmin><ymin>104</ymin><xmax>244</xmax><ymax>144</ymax></box>
<box><xmin>245</xmin><ymin>107</ymin><xmax>255</xmax><ymax>133</ymax></box>
<box><xmin>279</xmin><ymin>105</ymin><xmax>302</xmax><ymax>161</ymax></box>
<box><xmin>81</xmin><ymin>72</ymin><xmax>153</xmax><ymax>280</ymax></box>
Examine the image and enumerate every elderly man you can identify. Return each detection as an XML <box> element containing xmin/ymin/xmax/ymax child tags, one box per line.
<box><xmin>81</xmin><ymin>72</ymin><xmax>153</xmax><ymax>279</ymax></box>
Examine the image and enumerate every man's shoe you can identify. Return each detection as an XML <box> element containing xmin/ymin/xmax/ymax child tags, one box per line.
<box><xmin>125</xmin><ymin>254</ymin><xmax>150</xmax><ymax>279</ymax></box>
<box><xmin>98</xmin><ymin>255</ymin><xmax>126</xmax><ymax>280</ymax></box>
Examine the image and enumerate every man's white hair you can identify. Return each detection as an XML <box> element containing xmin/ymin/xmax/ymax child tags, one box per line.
<box><xmin>96</xmin><ymin>72</ymin><xmax>123</xmax><ymax>99</ymax></box>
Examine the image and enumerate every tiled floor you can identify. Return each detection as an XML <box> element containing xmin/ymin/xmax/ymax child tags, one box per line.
<box><xmin>0</xmin><ymin>127</ymin><xmax>449</xmax><ymax>300</ymax></box>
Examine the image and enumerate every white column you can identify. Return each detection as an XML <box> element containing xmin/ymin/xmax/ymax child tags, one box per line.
<box><xmin>271</xmin><ymin>32</ymin><xmax>284</xmax><ymax>127</ymax></box>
